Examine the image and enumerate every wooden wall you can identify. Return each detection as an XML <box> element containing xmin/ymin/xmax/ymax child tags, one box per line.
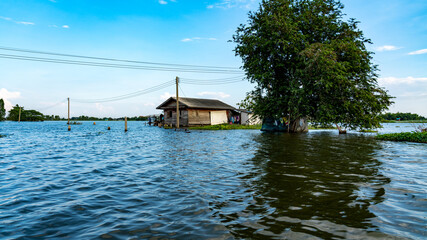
<box><xmin>188</xmin><ymin>109</ymin><xmax>211</xmax><ymax>126</ymax></box>
<box><xmin>164</xmin><ymin>109</ymin><xmax>188</xmax><ymax>127</ymax></box>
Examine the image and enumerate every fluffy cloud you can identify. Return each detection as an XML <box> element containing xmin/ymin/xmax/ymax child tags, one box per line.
<box><xmin>197</xmin><ymin>91</ymin><xmax>230</xmax><ymax>99</ymax></box>
<box><xmin>408</xmin><ymin>49</ymin><xmax>427</xmax><ymax>55</ymax></box>
<box><xmin>0</xmin><ymin>88</ymin><xmax>21</xmax><ymax>111</ymax></box>
<box><xmin>62</xmin><ymin>25</ymin><xmax>70</xmax><ymax>29</ymax></box>
<box><xmin>375</xmin><ymin>45</ymin><xmax>401</xmax><ymax>51</ymax></box>
<box><xmin>160</xmin><ymin>92</ymin><xmax>173</xmax><ymax>100</ymax></box>
<box><xmin>378</xmin><ymin>76</ymin><xmax>427</xmax><ymax>85</ymax></box>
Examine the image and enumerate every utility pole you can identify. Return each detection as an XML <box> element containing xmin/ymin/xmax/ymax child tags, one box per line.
<box><xmin>176</xmin><ymin>76</ymin><xmax>180</xmax><ymax>129</ymax></box>
<box><xmin>67</xmin><ymin>97</ymin><xmax>70</xmax><ymax>125</ymax></box>
<box><xmin>18</xmin><ymin>107</ymin><xmax>21</xmax><ymax>123</ymax></box>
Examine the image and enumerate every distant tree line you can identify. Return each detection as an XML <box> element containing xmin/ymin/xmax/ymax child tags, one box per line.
<box><xmin>381</xmin><ymin>112</ymin><xmax>426</xmax><ymax>121</ymax></box>
<box><xmin>0</xmin><ymin>100</ymin><xmax>151</xmax><ymax>122</ymax></box>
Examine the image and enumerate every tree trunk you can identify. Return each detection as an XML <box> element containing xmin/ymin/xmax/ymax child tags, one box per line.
<box><xmin>336</xmin><ymin>123</ymin><xmax>347</xmax><ymax>134</ymax></box>
<box><xmin>289</xmin><ymin>118</ymin><xmax>308</xmax><ymax>133</ymax></box>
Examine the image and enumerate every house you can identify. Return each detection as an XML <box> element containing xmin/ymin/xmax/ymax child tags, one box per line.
<box><xmin>156</xmin><ymin>97</ymin><xmax>236</xmax><ymax>127</ymax></box>
<box><xmin>237</xmin><ymin>109</ymin><xmax>261</xmax><ymax>125</ymax></box>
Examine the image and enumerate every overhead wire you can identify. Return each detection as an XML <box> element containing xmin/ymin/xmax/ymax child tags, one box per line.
<box><xmin>0</xmin><ymin>54</ymin><xmax>243</xmax><ymax>74</ymax></box>
<box><xmin>73</xmin><ymin>80</ymin><xmax>175</xmax><ymax>103</ymax></box>
<box><xmin>0</xmin><ymin>46</ymin><xmax>240</xmax><ymax>70</ymax></box>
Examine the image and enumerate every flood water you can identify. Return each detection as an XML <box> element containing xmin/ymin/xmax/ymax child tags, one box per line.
<box><xmin>0</xmin><ymin>121</ymin><xmax>426</xmax><ymax>239</ymax></box>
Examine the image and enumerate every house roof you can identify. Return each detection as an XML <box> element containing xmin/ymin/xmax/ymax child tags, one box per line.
<box><xmin>156</xmin><ymin>97</ymin><xmax>236</xmax><ymax>110</ymax></box>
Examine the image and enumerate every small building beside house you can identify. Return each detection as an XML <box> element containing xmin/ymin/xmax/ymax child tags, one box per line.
<box><xmin>237</xmin><ymin>109</ymin><xmax>261</xmax><ymax>125</ymax></box>
<box><xmin>156</xmin><ymin>97</ymin><xmax>237</xmax><ymax>127</ymax></box>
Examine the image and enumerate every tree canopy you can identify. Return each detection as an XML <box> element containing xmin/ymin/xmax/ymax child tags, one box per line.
<box><xmin>0</xmin><ymin>99</ymin><xmax>5</xmax><ymax>121</ymax></box>
<box><xmin>234</xmin><ymin>0</ymin><xmax>392</xmax><ymax>130</ymax></box>
<box><xmin>7</xmin><ymin>105</ymin><xmax>45</xmax><ymax>122</ymax></box>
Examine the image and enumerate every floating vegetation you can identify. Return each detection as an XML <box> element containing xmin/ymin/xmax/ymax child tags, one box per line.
<box><xmin>188</xmin><ymin>124</ymin><xmax>261</xmax><ymax>130</ymax></box>
<box><xmin>376</xmin><ymin>132</ymin><xmax>427</xmax><ymax>143</ymax></box>
<box><xmin>359</xmin><ymin>129</ymin><xmax>378</xmax><ymax>133</ymax></box>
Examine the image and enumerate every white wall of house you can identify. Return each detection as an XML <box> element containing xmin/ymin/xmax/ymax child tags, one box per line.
<box><xmin>210</xmin><ymin>110</ymin><xmax>228</xmax><ymax>125</ymax></box>
<box><xmin>241</xmin><ymin>112</ymin><xmax>261</xmax><ymax>125</ymax></box>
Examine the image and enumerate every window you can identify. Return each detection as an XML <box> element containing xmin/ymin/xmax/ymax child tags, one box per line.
<box><xmin>168</xmin><ymin>111</ymin><xmax>172</xmax><ymax>118</ymax></box>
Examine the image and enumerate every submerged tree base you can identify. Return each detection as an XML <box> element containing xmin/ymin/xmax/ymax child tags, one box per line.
<box><xmin>376</xmin><ymin>132</ymin><xmax>427</xmax><ymax>143</ymax></box>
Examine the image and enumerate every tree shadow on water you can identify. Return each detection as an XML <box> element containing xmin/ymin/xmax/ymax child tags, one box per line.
<box><xmin>216</xmin><ymin>132</ymin><xmax>391</xmax><ymax>239</ymax></box>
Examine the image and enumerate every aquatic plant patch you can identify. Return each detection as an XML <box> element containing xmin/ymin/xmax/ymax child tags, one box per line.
<box><xmin>375</xmin><ymin>132</ymin><xmax>427</xmax><ymax>143</ymax></box>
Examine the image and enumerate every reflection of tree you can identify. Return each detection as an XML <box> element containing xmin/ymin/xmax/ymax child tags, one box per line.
<box><xmin>214</xmin><ymin>132</ymin><xmax>390</xmax><ymax>239</ymax></box>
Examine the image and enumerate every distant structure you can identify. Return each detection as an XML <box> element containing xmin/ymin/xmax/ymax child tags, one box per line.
<box><xmin>156</xmin><ymin>97</ymin><xmax>237</xmax><ymax>127</ymax></box>
<box><xmin>237</xmin><ymin>109</ymin><xmax>261</xmax><ymax>125</ymax></box>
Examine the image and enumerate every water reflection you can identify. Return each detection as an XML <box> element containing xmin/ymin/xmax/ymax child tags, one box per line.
<box><xmin>214</xmin><ymin>132</ymin><xmax>392</xmax><ymax>239</ymax></box>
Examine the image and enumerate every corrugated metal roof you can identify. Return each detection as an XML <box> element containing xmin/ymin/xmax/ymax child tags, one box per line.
<box><xmin>156</xmin><ymin>97</ymin><xmax>235</xmax><ymax>110</ymax></box>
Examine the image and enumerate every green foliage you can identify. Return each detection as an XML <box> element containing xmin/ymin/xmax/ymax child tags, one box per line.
<box><xmin>188</xmin><ymin>124</ymin><xmax>261</xmax><ymax>130</ymax></box>
<box><xmin>375</xmin><ymin>132</ymin><xmax>427</xmax><ymax>143</ymax></box>
<box><xmin>7</xmin><ymin>105</ymin><xmax>45</xmax><ymax>121</ymax></box>
<box><xmin>0</xmin><ymin>98</ymin><xmax>5</xmax><ymax>121</ymax></box>
<box><xmin>233</xmin><ymin>0</ymin><xmax>392</xmax><ymax>130</ymax></box>
<box><xmin>381</xmin><ymin>112</ymin><xmax>426</xmax><ymax>121</ymax></box>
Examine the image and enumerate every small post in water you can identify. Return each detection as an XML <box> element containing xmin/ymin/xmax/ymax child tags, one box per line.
<box><xmin>125</xmin><ymin>117</ymin><xmax>128</xmax><ymax>132</ymax></box>
<box><xmin>67</xmin><ymin>97</ymin><xmax>70</xmax><ymax>125</ymax></box>
<box><xmin>68</xmin><ymin>125</ymin><xmax>71</xmax><ymax>131</ymax></box>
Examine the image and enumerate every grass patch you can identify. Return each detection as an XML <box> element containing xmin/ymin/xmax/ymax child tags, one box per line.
<box><xmin>381</xmin><ymin>120</ymin><xmax>427</xmax><ymax>123</ymax></box>
<box><xmin>359</xmin><ymin>129</ymin><xmax>378</xmax><ymax>133</ymax></box>
<box><xmin>375</xmin><ymin>132</ymin><xmax>427</xmax><ymax>143</ymax></box>
<box><xmin>308</xmin><ymin>126</ymin><xmax>337</xmax><ymax>130</ymax></box>
<box><xmin>188</xmin><ymin>124</ymin><xmax>261</xmax><ymax>130</ymax></box>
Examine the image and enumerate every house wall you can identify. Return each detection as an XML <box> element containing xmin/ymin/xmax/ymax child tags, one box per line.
<box><xmin>187</xmin><ymin>109</ymin><xmax>211</xmax><ymax>125</ymax></box>
<box><xmin>210</xmin><ymin>110</ymin><xmax>228</xmax><ymax>125</ymax></box>
<box><xmin>241</xmin><ymin>112</ymin><xmax>261</xmax><ymax>125</ymax></box>
<box><xmin>164</xmin><ymin>109</ymin><xmax>188</xmax><ymax>127</ymax></box>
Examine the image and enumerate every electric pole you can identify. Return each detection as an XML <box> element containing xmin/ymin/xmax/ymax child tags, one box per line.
<box><xmin>68</xmin><ymin>97</ymin><xmax>70</xmax><ymax>125</ymax></box>
<box><xmin>176</xmin><ymin>76</ymin><xmax>180</xmax><ymax>128</ymax></box>
<box><xmin>18</xmin><ymin>107</ymin><xmax>21</xmax><ymax>123</ymax></box>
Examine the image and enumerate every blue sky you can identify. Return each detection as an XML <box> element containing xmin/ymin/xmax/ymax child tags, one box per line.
<box><xmin>0</xmin><ymin>0</ymin><xmax>426</xmax><ymax>118</ymax></box>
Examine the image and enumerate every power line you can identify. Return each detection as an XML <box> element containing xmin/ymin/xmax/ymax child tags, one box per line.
<box><xmin>0</xmin><ymin>46</ymin><xmax>240</xmax><ymax>70</ymax></box>
<box><xmin>0</xmin><ymin>54</ymin><xmax>243</xmax><ymax>74</ymax></box>
<box><xmin>73</xmin><ymin>80</ymin><xmax>175</xmax><ymax>103</ymax></box>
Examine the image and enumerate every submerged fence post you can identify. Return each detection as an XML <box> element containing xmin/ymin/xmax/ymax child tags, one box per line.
<box><xmin>125</xmin><ymin>117</ymin><xmax>128</xmax><ymax>132</ymax></box>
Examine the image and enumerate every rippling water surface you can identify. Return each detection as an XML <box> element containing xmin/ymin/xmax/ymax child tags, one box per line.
<box><xmin>0</xmin><ymin>121</ymin><xmax>426</xmax><ymax>239</ymax></box>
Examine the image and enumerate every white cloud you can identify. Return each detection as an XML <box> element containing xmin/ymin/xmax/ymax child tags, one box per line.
<box><xmin>0</xmin><ymin>16</ymin><xmax>12</xmax><ymax>21</ymax></box>
<box><xmin>181</xmin><ymin>37</ymin><xmax>218</xmax><ymax>42</ymax></box>
<box><xmin>378</xmin><ymin>76</ymin><xmax>427</xmax><ymax>85</ymax></box>
<box><xmin>0</xmin><ymin>16</ymin><xmax>35</xmax><ymax>25</ymax></box>
<box><xmin>408</xmin><ymin>49</ymin><xmax>427</xmax><ymax>55</ymax></box>
<box><xmin>197</xmin><ymin>91</ymin><xmax>230</xmax><ymax>99</ymax></box>
<box><xmin>160</xmin><ymin>92</ymin><xmax>173</xmax><ymax>100</ymax></box>
<box><xmin>375</xmin><ymin>45</ymin><xmax>401</xmax><ymax>51</ymax></box>
<box><xmin>49</xmin><ymin>0</ymin><xmax>57</xmax><ymax>3</ymax></box>
<box><xmin>16</xmin><ymin>21</ymin><xmax>35</xmax><ymax>25</ymax></box>
<box><xmin>207</xmin><ymin>0</ymin><xmax>257</xmax><ymax>9</ymax></box>
<box><xmin>0</xmin><ymin>88</ymin><xmax>21</xmax><ymax>111</ymax></box>
<box><xmin>62</xmin><ymin>25</ymin><xmax>70</xmax><ymax>28</ymax></box>
<box><xmin>95</xmin><ymin>103</ymin><xmax>114</xmax><ymax>113</ymax></box>
<box><xmin>144</xmin><ymin>102</ymin><xmax>155</xmax><ymax>106</ymax></box>
<box><xmin>159</xmin><ymin>0</ymin><xmax>167</xmax><ymax>4</ymax></box>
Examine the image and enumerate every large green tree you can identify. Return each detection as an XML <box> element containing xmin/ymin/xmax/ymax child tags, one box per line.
<box><xmin>233</xmin><ymin>0</ymin><xmax>392</xmax><ymax>132</ymax></box>
<box><xmin>7</xmin><ymin>105</ymin><xmax>44</xmax><ymax>122</ymax></box>
<box><xmin>0</xmin><ymin>99</ymin><xmax>5</xmax><ymax>121</ymax></box>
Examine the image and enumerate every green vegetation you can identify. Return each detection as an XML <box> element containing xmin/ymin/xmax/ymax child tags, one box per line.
<box><xmin>7</xmin><ymin>105</ymin><xmax>45</xmax><ymax>121</ymax></box>
<box><xmin>0</xmin><ymin>134</ymin><xmax>5</xmax><ymax>138</ymax></box>
<box><xmin>381</xmin><ymin>112</ymin><xmax>426</xmax><ymax>121</ymax></box>
<box><xmin>0</xmin><ymin>99</ymin><xmax>5</xmax><ymax>121</ymax></box>
<box><xmin>359</xmin><ymin>129</ymin><xmax>378</xmax><ymax>133</ymax></box>
<box><xmin>233</xmin><ymin>0</ymin><xmax>392</xmax><ymax>132</ymax></box>
<box><xmin>376</xmin><ymin>132</ymin><xmax>427</xmax><ymax>143</ymax></box>
<box><xmin>188</xmin><ymin>124</ymin><xmax>262</xmax><ymax>130</ymax></box>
